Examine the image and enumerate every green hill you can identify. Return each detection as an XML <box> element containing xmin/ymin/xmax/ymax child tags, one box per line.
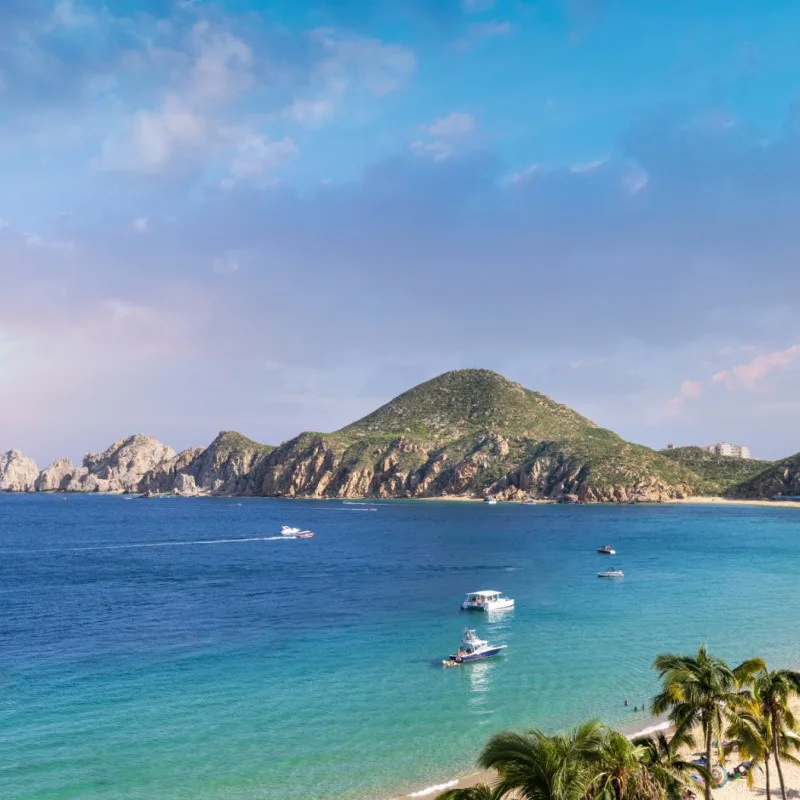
<box><xmin>725</xmin><ymin>452</ymin><xmax>800</xmax><ymax>499</ymax></box>
<box><xmin>253</xmin><ymin>369</ymin><xmax>698</xmax><ymax>502</ymax></box>
<box><xmin>659</xmin><ymin>446</ymin><xmax>771</xmax><ymax>495</ymax></box>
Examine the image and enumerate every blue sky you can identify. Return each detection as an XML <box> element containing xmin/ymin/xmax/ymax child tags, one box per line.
<box><xmin>3</xmin><ymin>0</ymin><xmax>800</xmax><ymax>464</ymax></box>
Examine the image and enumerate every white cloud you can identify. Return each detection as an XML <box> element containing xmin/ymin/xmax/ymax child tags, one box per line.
<box><xmin>570</xmin><ymin>157</ymin><xmax>610</xmax><ymax>174</ymax></box>
<box><xmin>507</xmin><ymin>164</ymin><xmax>541</xmax><ymax>184</ymax></box>
<box><xmin>623</xmin><ymin>168</ymin><xmax>649</xmax><ymax>194</ymax></box>
<box><xmin>132</xmin><ymin>217</ymin><xmax>149</xmax><ymax>233</ymax></box>
<box><xmin>424</xmin><ymin>112</ymin><xmax>476</xmax><ymax>139</ymax></box>
<box><xmin>712</xmin><ymin>345</ymin><xmax>800</xmax><ymax>390</ymax></box>
<box><xmin>283</xmin><ymin>96</ymin><xmax>337</xmax><ymax>126</ymax></box>
<box><xmin>665</xmin><ymin>378</ymin><xmax>703</xmax><ymax>414</ymax></box>
<box><xmin>228</xmin><ymin>134</ymin><xmax>298</xmax><ymax>181</ymax></box>
<box><xmin>187</xmin><ymin>23</ymin><xmax>253</xmax><ymax>105</ymax></box>
<box><xmin>51</xmin><ymin>0</ymin><xmax>95</xmax><ymax>28</ymax></box>
<box><xmin>311</xmin><ymin>28</ymin><xmax>416</xmax><ymax>97</ymax></box>
<box><xmin>409</xmin><ymin>140</ymin><xmax>453</xmax><ymax>162</ymax></box>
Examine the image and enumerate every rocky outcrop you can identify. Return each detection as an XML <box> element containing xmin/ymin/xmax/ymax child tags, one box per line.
<box><xmin>138</xmin><ymin>447</ymin><xmax>204</xmax><ymax>494</ymax></box>
<box><xmin>35</xmin><ymin>458</ymin><xmax>77</xmax><ymax>492</ymax></box>
<box><xmin>69</xmin><ymin>435</ymin><xmax>176</xmax><ymax>493</ymax></box>
<box><xmin>0</xmin><ymin>450</ymin><xmax>39</xmax><ymax>492</ymax></box>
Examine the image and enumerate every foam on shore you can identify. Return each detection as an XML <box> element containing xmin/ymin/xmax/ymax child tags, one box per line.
<box><xmin>406</xmin><ymin>779</ymin><xmax>459</xmax><ymax>797</ymax></box>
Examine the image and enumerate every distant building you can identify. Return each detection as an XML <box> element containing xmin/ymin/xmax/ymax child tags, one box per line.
<box><xmin>703</xmin><ymin>442</ymin><xmax>751</xmax><ymax>459</ymax></box>
<box><xmin>666</xmin><ymin>442</ymin><xmax>675</xmax><ymax>450</ymax></box>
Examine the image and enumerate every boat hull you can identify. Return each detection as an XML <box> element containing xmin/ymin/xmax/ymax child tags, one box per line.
<box><xmin>461</xmin><ymin>599</ymin><xmax>515</xmax><ymax>611</ymax></box>
<box><xmin>448</xmin><ymin>646</ymin><xmax>506</xmax><ymax>662</ymax></box>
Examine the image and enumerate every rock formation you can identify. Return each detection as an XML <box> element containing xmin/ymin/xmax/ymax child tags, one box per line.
<box><xmin>0</xmin><ymin>450</ymin><xmax>39</xmax><ymax>492</ymax></box>
<box><xmin>35</xmin><ymin>458</ymin><xmax>77</xmax><ymax>492</ymax></box>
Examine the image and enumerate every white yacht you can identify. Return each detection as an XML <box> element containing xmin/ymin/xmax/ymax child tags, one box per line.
<box><xmin>281</xmin><ymin>526</ymin><xmax>302</xmax><ymax>536</ymax></box>
<box><xmin>461</xmin><ymin>590</ymin><xmax>515</xmax><ymax>612</ymax></box>
<box><xmin>444</xmin><ymin>628</ymin><xmax>507</xmax><ymax>665</ymax></box>
<box><xmin>597</xmin><ymin>568</ymin><xmax>624</xmax><ymax>579</ymax></box>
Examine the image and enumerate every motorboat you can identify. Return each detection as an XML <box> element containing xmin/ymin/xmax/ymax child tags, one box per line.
<box><xmin>461</xmin><ymin>590</ymin><xmax>515</xmax><ymax>612</ymax></box>
<box><xmin>522</xmin><ymin>497</ymin><xmax>538</xmax><ymax>505</ymax></box>
<box><xmin>281</xmin><ymin>526</ymin><xmax>302</xmax><ymax>536</ymax></box>
<box><xmin>295</xmin><ymin>532</ymin><xmax>314</xmax><ymax>539</ymax></box>
<box><xmin>597</xmin><ymin>568</ymin><xmax>624</xmax><ymax>579</ymax></box>
<box><xmin>443</xmin><ymin>628</ymin><xmax>507</xmax><ymax>665</ymax></box>
<box><xmin>483</xmin><ymin>496</ymin><xmax>497</xmax><ymax>504</ymax></box>
<box><xmin>597</xmin><ymin>545</ymin><xmax>616</xmax><ymax>555</ymax></box>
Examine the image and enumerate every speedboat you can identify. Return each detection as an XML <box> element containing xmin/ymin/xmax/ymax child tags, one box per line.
<box><xmin>295</xmin><ymin>532</ymin><xmax>314</xmax><ymax>539</ymax></box>
<box><xmin>461</xmin><ymin>590</ymin><xmax>515</xmax><ymax>612</ymax></box>
<box><xmin>444</xmin><ymin>628</ymin><xmax>506</xmax><ymax>665</ymax></box>
<box><xmin>281</xmin><ymin>526</ymin><xmax>302</xmax><ymax>536</ymax></box>
<box><xmin>597</xmin><ymin>545</ymin><xmax>616</xmax><ymax>555</ymax></box>
<box><xmin>597</xmin><ymin>568</ymin><xmax>624</xmax><ymax>579</ymax></box>
<box><xmin>483</xmin><ymin>496</ymin><xmax>497</xmax><ymax>504</ymax></box>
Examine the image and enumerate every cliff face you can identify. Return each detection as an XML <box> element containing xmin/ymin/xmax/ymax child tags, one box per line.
<box><xmin>36</xmin><ymin>458</ymin><xmax>77</xmax><ymax>492</ymax></box>
<box><xmin>0</xmin><ymin>450</ymin><xmax>39</xmax><ymax>492</ymax></box>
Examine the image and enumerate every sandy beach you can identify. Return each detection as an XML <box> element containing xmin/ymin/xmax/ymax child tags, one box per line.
<box><xmin>671</xmin><ymin>497</ymin><xmax>800</xmax><ymax>509</ymax></box>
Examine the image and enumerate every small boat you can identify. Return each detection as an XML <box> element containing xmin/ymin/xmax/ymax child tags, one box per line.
<box><xmin>597</xmin><ymin>568</ymin><xmax>624</xmax><ymax>579</ymax></box>
<box><xmin>443</xmin><ymin>628</ymin><xmax>507</xmax><ymax>666</ymax></box>
<box><xmin>522</xmin><ymin>497</ymin><xmax>538</xmax><ymax>505</ymax></box>
<box><xmin>461</xmin><ymin>590</ymin><xmax>515</xmax><ymax>612</ymax></box>
<box><xmin>483</xmin><ymin>497</ymin><xmax>497</xmax><ymax>505</ymax></box>
<box><xmin>281</xmin><ymin>526</ymin><xmax>302</xmax><ymax>536</ymax></box>
<box><xmin>295</xmin><ymin>532</ymin><xmax>315</xmax><ymax>539</ymax></box>
<box><xmin>597</xmin><ymin>545</ymin><xmax>616</xmax><ymax>555</ymax></box>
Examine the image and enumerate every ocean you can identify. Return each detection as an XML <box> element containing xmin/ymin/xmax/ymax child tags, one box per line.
<box><xmin>3</xmin><ymin>495</ymin><xmax>800</xmax><ymax>800</ymax></box>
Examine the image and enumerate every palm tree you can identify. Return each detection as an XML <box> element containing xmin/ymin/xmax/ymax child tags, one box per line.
<box><xmin>633</xmin><ymin>729</ymin><xmax>699</xmax><ymax>800</ymax></box>
<box><xmin>751</xmin><ymin>667</ymin><xmax>800</xmax><ymax>800</ymax></box>
<box><xmin>728</xmin><ymin>704</ymin><xmax>773</xmax><ymax>797</ymax></box>
<box><xmin>438</xmin><ymin>785</ymin><xmax>498</xmax><ymax>800</ymax></box>
<box><xmin>589</xmin><ymin>728</ymin><xmax>664</xmax><ymax>800</ymax></box>
<box><xmin>478</xmin><ymin>719</ymin><xmax>607</xmax><ymax>800</ymax></box>
<box><xmin>651</xmin><ymin>645</ymin><xmax>764</xmax><ymax>800</ymax></box>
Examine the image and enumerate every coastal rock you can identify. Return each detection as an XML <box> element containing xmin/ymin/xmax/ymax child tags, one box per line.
<box><xmin>35</xmin><ymin>458</ymin><xmax>76</xmax><ymax>492</ymax></box>
<box><xmin>79</xmin><ymin>435</ymin><xmax>176</xmax><ymax>493</ymax></box>
<box><xmin>173</xmin><ymin>473</ymin><xmax>202</xmax><ymax>497</ymax></box>
<box><xmin>139</xmin><ymin>447</ymin><xmax>204</xmax><ymax>494</ymax></box>
<box><xmin>0</xmin><ymin>450</ymin><xmax>39</xmax><ymax>492</ymax></box>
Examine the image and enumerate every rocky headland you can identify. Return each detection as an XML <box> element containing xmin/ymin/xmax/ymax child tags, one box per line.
<box><xmin>0</xmin><ymin>369</ymin><xmax>788</xmax><ymax>501</ymax></box>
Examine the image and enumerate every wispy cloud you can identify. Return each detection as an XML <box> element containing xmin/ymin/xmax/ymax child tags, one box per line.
<box><xmin>412</xmin><ymin>112</ymin><xmax>476</xmax><ymax>161</ymax></box>
<box><xmin>712</xmin><ymin>345</ymin><xmax>800</xmax><ymax>390</ymax></box>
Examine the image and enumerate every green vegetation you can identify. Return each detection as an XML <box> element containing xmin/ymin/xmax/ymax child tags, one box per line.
<box><xmin>209</xmin><ymin>430</ymin><xmax>274</xmax><ymax>457</ymax></box>
<box><xmin>725</xmin><ymin>452</ymin><xmax>800</xmax><ymax>500</ymax></box>
<box><xmin>660</xmin><ymin>447</ymin><xmax>771</xmax><ymax>495</ymax></box>
<box><xmin>437</xmin><ymin>647</ymin><xmax>800</xmax><ymax>800</ymax></box>
<box><xmin>264</xmin><ymin>369</ymin><xmax>703</xmax><ymax>500</ymax></box>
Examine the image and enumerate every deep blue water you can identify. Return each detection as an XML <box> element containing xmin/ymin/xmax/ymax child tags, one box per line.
<box><xmin>3</xmin><ymin>495</ymin><xmax>800</xmax><ymax>800</ymax></box>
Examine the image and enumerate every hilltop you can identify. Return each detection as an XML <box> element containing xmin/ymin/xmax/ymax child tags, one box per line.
<box><xmin>659</xmin><ymin>446</ymin><xmax>771</xmax><ymax>495</ymax></box>
<box><xmin>253</xmin><ymin>369</ymin><xmax>698</xmax><ymax>501</ymax></box>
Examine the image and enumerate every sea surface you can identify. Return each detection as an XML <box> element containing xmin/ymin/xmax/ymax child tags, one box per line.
<box><xmin>3</xmin><ymin>495</ymin><xmax>800</xmax><ymax>800</ymax></box>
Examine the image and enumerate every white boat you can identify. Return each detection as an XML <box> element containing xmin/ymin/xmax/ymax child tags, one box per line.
<box><xmin>443</xmin><ymin>628</ymin><xmax>507</xmax><ymax>665</ymax></box>
<box><xmin>597</xmin><ymin>545</ymin><xmax>616</xmax><ymax>555</ymax></box>
<box><xmin>483</xmin><ymin>497</ymin><xmax>497</xmax><ymax>505</ymax></box>
<box><xmin>281</xmin><ymin>526</ymin><xmax>302</xmax><ymax>536</ymax></box>
<box><xmin>597</xmin><ymin>568</ymin><xmax>624</xmax><ymax>579</ymax></box>
<box><xmin>461</xmin><ymin>590</ymin><xmax>515</xmax><ymax>612</ymax></box>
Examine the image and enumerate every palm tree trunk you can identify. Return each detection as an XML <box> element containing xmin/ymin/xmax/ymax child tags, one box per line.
<box><xmin>765</xmin><ymin>754</ymin><xmax>772</xmax><ymax>800</ymax></box>
<box><xmin>705</xmin><ymin>724</ymin><xmax>713</xmax><ymax>800</ymax></box>
<box><xmin>772</xmin><ymin>723</ymin><xmax>787</xmax><ymax>800</ymax></box>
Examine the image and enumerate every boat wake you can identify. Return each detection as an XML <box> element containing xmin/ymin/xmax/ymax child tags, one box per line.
<box><xmin>407</xmin><ymin>779</ymin><xmax>458</xmax><ymax>797</ymax></box>
<box><xmin>17</xmin><ymin>536</ymin><xmax>293</xmax><ymax>553</ymax></box>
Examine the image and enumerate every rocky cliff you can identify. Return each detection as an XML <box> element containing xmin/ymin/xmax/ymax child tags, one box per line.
<box><xmin>139</xmin><ymin>431</ymin><xmax>272</xmax><ymax>495</ymax></box>
<box><xmin>0</xmin><ymin>450</ymin><xmax>39</xmax><ymax>492</ymax></box>
<box><xmin>36</xmin><ymin>458</ymin><xmax>78</xmax><ymax>492</ymax></box>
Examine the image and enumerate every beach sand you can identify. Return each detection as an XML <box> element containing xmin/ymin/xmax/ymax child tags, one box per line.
<box><xmin>671</xmin><ymin>497</ymin><xmax>800</xmax><ymax>509</ymax></box>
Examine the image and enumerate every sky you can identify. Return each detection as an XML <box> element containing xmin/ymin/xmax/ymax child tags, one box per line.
<box><xmin>2</xmin><ymin>0</ymin><xmax>800</xmax><ymax>465</ymax></box>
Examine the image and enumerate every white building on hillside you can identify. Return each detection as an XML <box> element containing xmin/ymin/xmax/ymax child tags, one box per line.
<box><xmin>704</xmin><ymin>442</ymin><xmax>751</xmax><ymax>459</ymax></box>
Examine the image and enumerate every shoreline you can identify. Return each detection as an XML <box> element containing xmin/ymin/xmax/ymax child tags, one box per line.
<box><xmin>390</xmin><ymin>717</ymin><xmax>673</xmax><ymax>800</ymax></box>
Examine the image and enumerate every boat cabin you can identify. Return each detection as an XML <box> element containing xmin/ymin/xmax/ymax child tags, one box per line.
<box><xmin>464</xmin><ymin>590</ymin><xmax>502</xmax><ymax>606</ymax></box>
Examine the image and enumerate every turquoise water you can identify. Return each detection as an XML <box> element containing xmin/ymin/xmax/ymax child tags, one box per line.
<box><xmin>3</xmin><ymin>496</ymin><xmax>800</xmax><ymax>800</ymax></box>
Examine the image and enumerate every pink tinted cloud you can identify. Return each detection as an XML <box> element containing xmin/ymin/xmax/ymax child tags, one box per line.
<box><xmin>712</xmin><ymin>344</ymin><xmax>800</xmax><ymax>390</ymax></box>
